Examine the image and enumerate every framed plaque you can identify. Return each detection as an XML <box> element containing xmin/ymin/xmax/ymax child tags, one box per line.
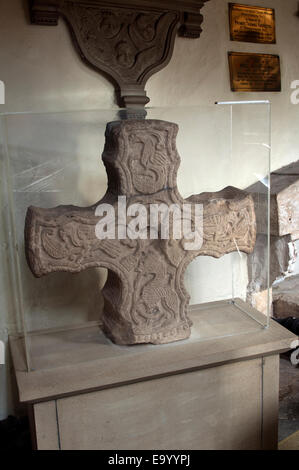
<box><xmin>229</xmin><ymin>3</ymin><xmax>276</xmax><ymax>44</ymax></box>
<box><xmin>228</xmin><ymin>52</ymin><xmax>281</xmax><ymax>92</ymax></box>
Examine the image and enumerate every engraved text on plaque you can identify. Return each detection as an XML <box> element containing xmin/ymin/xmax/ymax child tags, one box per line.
<box><xmin>229</xmin><ymin>3</ymin><xmax>276</xmax><ymax>44</ymax></box>
<box><xmin>228</xmin><ymin>52</ymin><xmax>281</xmax><ymax>92</ymax></box>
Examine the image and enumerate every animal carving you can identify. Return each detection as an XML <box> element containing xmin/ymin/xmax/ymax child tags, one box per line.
<box><xmin>25</xmin><ymin>120</ymin><xmax>256</xmax><ymax>345</ymax></box>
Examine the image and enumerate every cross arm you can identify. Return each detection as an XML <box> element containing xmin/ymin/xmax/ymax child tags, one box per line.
<box><xmin>24</xmin><ymin>201</ymin><xmax>136</xmax><ymax>278</ymax></box>
<box><xmin>186</xmin><ymin>186</ymin><xmax>257</xmax><ymax>258</ymax></box>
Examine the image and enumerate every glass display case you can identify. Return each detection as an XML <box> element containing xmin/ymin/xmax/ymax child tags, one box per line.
<box><xmin>0</xmin><ymin>101</ymin><xmax>271</xmax><ymax>372</ymax></box>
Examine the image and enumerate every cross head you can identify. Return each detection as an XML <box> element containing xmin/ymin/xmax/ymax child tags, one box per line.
<box><xmin>25</xmin><ymin>120</ymin><xmax>256</xmax><ymax>345</ymax></box>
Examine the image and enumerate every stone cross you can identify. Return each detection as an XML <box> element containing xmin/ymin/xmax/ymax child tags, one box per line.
<box><xmin>25</xmin><ymin>120</ymin><xmax>256</xmax><ymax>345</ymax></box>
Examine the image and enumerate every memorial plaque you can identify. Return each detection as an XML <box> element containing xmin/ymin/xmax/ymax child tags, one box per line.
<box><xmin>229</xmin><ymin>3</ymin><xmax>276</xmax><ymax>44</ymax></box>
<box><xmin>228</xmin><ymin>52</ymin><xmax>281</xmax><ymax>92</ymax></box>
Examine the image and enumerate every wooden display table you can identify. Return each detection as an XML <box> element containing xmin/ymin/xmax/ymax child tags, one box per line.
<box><xmin>9</xmin><ymin>300</ymin><xmax>298</xmax><ymax>450</ymax></box>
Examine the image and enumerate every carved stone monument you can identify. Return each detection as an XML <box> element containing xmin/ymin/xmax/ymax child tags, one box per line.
<box><xmin>247</xmin><ymin>160</ymin><xmax>299</xmax><ymax>314</ymax></box>
<box><xmin>25</xmin><ymin>119</ymin><xmax>256</xmax><ymax>345</ymax></box>
<box><xmin>29</xmin><ymin>0</ymin><xmax>211</xmax><ymax>109</ymax></box>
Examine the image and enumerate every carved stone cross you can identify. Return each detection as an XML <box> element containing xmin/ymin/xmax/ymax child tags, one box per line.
<box><xmin>25</xmin><ymin>120</ymin><xmax>256</xmax><ymax>345</ymax></box>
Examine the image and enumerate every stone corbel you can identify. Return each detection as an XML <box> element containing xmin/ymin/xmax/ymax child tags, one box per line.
<box><xmin>29</xmin><ymin>0</ymin><xmax>210</xmax><ymax>110</ymax></box>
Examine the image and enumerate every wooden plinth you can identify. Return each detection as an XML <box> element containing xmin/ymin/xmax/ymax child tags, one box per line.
<box><xmin>9</xmin><ymin>300</ymin><xmax>298</xmax><ymax>450</ymax></box>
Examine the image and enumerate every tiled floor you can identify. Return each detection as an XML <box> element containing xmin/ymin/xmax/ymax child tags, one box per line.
<box><xmin>279</xmin><ymin>355</ymin><xmax>299</xmax><ymax>442</ymax></box>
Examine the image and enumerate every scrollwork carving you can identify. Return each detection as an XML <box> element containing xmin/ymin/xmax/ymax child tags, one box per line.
<box><xmin>25</xmin><ymin>120</ymin><xmax>256</xmax><ymax>345</ymax></box>
<box><xmin>29</xmin><ymin>0</ymin><xmax>211</xmax><ymax>109</ymax></box>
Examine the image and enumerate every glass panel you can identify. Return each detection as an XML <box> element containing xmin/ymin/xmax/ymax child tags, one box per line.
<box><xmin>0</xmin><ymin>104</ymin><xmax>270</xmax><ymax>371</ymax></box>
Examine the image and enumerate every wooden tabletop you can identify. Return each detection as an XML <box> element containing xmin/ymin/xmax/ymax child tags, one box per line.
<box><xmin>9</xmin><ymin>299</ymin><xmax>298</xmax><ymax>403</ymax></box>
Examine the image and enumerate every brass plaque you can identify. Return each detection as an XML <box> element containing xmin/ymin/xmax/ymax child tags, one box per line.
<box><xmin>228</xmin><ymin>52</ymin><xmax>281</xmax><ymax>92</ymax></box>
<box><xmin>229</xmin><ymin>3</ymin><xmax>276</xmax><ymax>44</ymax></box>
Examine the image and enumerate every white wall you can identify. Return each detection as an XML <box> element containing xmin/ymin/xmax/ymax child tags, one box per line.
<box><xmin>1</xmin><ymin>0</ymin><xmax>299</xmax><ymax>419</ymax></box>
